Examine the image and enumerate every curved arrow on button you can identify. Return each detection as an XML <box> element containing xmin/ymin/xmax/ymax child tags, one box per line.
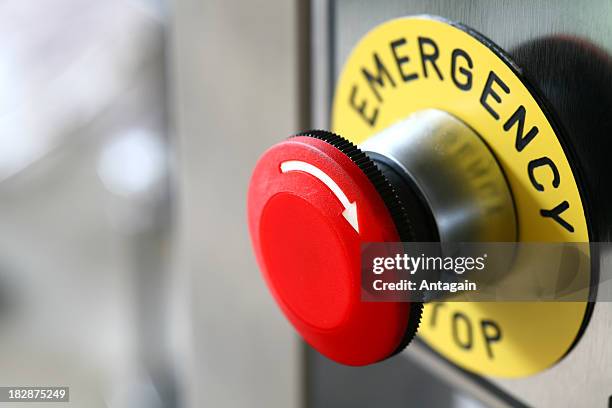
<box><xmin>280</xmin><ymin>160</ymin><xmax>359</xmax><ymax>233</ymax></box>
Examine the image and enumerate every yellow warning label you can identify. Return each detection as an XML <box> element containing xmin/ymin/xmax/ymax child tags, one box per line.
<box><xmin>332</xmin><ymin>16</ymin><xmax>590</xmax><ymax>378</ymax></box>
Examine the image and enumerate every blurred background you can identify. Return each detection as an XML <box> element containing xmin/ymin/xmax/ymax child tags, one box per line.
<box><xmin>0</xmin><ymin>0</ymin><xmax>300</xmax><ymax>407</ymax></box>
<box><xmin>0</xmin><ymin>0</ymin><xmax>176</xmax><ymax>406</ymax></box>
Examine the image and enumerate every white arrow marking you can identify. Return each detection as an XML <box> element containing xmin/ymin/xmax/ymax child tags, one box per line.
<box><xmin>280</xmin><ymin>160</ymin><xmax>359</xmax><ymax>233</ymax></box>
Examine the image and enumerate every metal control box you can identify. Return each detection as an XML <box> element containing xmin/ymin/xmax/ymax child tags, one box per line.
<box><xmin>309</xmin><ymin>1</ymin><xmax>612</xmax><ymax>406</ymax></box>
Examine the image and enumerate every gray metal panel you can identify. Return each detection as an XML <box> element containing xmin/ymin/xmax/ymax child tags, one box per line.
<box><xmin>334</xmin><ymin>0</ymin><xmax>612</xmax><ymax>81</ymax></box>
<box><xmin>329</xmin><ymin>1</ymin><xmax>612</xmax><ymax>407</ymax></box>
<box><xmin>170</xmin><ymin>1</ymin><xmax>302</xmax><ymax>407</ymax></box>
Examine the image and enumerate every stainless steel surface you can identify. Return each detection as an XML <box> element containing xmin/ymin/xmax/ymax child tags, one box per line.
<box><xmin>406</xmin><ymin>341</ymin><xmax>513</xmax><ymax>408</ymax></box>
<box><xmin>360</xmin><ymin>109</ymin><xmax>516</xmax><ymax>243</ymax></box>
<box><xmin>170</xmin><ymin>1</ymin><xmax>302</xmax><ymax>407</ymax></box>
<box><xmin>334</xmin><ymin>0</ymin><xmax>612</xmax><ymax>81</ymax></box>
<box><xmin>311</xmin><ymin>0</ymin><xmax>332</xmax><ymax>129</ymax></box>
<box><xmin>324</xmin><ymin>1</ymin><xmax>612</xmax><ymax>406</ymax></box>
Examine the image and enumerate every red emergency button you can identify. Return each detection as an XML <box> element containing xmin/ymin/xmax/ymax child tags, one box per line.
<box><xmin>247</xmin><ymin>131</ymin><xmax>422</xmax><ymax>366</ymax></box>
